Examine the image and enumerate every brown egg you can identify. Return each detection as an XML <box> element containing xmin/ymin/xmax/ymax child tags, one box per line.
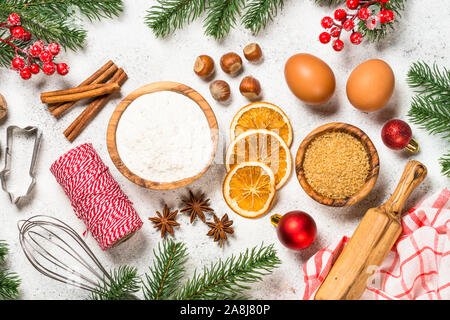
<box><xmin>284</xmin><ymin>53</ymin><xmax>336</xmax><ymax>105</ymax></box>
<box><xmin>346</xmin><ymin>59</ymin><xmax>395</xmax><ymax>112</ymax></box>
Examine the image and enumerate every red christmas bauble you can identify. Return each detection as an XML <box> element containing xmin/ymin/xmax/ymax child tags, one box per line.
<box><xmin>381</xmin><ymin>119</ymin><xmax>413</xmax><ymax>150</ymax></box>
<box><xmin>272</xmin><ymin>211</ymin><xmax>317</xmax><ymax>250</ymax></box>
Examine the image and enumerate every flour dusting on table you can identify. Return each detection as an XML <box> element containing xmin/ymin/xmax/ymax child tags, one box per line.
<box><xmin>116</xmin><ymin>91</ymin><xmax>213</xmax><ymax>182</ymax></box>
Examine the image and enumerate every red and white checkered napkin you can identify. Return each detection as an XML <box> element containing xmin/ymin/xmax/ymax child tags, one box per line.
<box><xmin>302</xmin><ymin>189</ymin><xmax>450</xmax><ymax>300</ymax></box>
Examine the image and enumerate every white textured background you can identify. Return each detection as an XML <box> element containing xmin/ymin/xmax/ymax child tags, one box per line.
<box><xmin>0</xmin><ymin>0</ymin><xmax>448</xmax><ymax>300</ymax></box>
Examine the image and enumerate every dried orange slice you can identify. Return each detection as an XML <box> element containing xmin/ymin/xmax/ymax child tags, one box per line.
<box><xmin>230</xmin><ymin>102</ymin><xmax>293</xmax><ymax>147</ymax></box>
<box><xmin>225</xmin><ymin>129</ymin><xmax>292</xmax><ymax>190</ymax></box>
<box><xmin>223</xmin><ymin>161</ymin><xmax>276</xmax><ymax>218</ymax></box>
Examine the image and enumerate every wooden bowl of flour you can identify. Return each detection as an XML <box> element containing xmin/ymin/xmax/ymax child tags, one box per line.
<box><xmin>107</xmin><ymin>81</ymin><xmax>218</xmax><ymax>190</ymax></box>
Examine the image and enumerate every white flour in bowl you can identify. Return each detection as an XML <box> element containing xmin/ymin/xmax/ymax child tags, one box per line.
<box><xmin>116</xmin><ymin>91</ymin><xmax>214</xmax><ymax>183</ymax></box>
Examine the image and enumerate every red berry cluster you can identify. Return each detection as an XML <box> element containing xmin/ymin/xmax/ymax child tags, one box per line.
<box><xmin>0</xmin><ymin>13</ymin><xmax>69</xmax><ymax>80</ymax></box>
<box><xmin>319</xmin><ymin>0</ymin><xmax>395</xmax><ymax>51</ymax></box>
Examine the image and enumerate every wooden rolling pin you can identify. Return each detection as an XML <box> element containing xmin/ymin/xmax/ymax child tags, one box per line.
<box><xmin>315</xmin><ymin>160</ymin><xmax>427</xmax><ymax>300</ymax></box>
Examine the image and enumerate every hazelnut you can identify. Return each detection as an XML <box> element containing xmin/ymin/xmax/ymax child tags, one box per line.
<box><xmin>243</xmin><ymin>43</ymin><xmax>262</xmax><ymax>62</ymax></box>
<box><xmin>0</xmin><ymin>93</ymin><xmax>6</xmax><ymax>120</ymax></box>
<box><xmin>220</xmin><ymin>52</ymin><xmax>243</xmax><ymax>75</ymax></box>
<box><xmin>194</xmin><ymin>55</ymin><xmax>215</xmax><ymax>78</ymax></box>
<box><xmin>239</xmin><ymin>76</ymin><xmax>261</xmax><ymax>100</ymax></box>
<box><xmin>210</xmin><ymin>80</ymin><xmax>231</xmax><ymax>102</ymax></box>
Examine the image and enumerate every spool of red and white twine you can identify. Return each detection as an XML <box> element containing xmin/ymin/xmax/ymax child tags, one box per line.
<box><xmin>50</xmin><ymin>143</ymin><xmax>143</xmax><ymax>250</ymax></box>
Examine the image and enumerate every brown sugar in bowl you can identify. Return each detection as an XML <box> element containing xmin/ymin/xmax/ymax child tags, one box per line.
<box><xmin>295</xmin><ymin>122</ymin><xmax>379</xmax><ymax>207</ymax></box>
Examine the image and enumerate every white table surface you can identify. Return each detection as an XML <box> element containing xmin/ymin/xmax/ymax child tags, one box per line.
<box><xmin>0</xmin><ymin>0</ymin><xmax>448</xmax><ymax>300</ymax></box>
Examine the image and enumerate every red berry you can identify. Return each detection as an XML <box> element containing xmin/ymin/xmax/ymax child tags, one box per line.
<box><xmin>321</xmin><ymin>16</ymin><xmax>334</xmax><ymax>29</ymax></box>
<box><xmin>56</xmin><ymin>63</ymin><xmax>69</xmax><ymax>76</ymax></box>
<box><xmin>29</xmin><ymin>45</ymin><xmax>42</xmax><ymax>57</ymax></box>
<box><xmin>319</xmin><ymin>32</ymin><xmax>331</xmax><ymax>44</ymax></box>
<box><xmin>379</xmin><ymin>0</ymin><xmax>390</xmax><ymax>3</ymax></box>
<box><xmin>8</xmin><ymin>13</ymin><xmax>21</xmax><ymax>26</ymax></box>
<box><xmin>334</xmin><ymin>9</ymin><xmax>347</xmax><ymax>21</ymax></box>
<box><xmin>11</xmin><ymin>57</ymin><xmax>25</xmax><ymax>70</ymax></box>
<box><xmin>39</xmin><ymin>50</ymin><xmax>53</xmax><ymax>63</ymax></box>
<box><xmin>30</xmin><ymin>64</ymin><xmax>40</xmax><ymax>74</ymax></box>
<box><xmin>34</xmin><ymin>40</ymin><xmax>44</xmax><ymax>49</ymax></box>
<box><xmin>22</xmin><ymin>31</ymin><xmax>31</xmax><ymax>41</ymax></box>
<box><xmin>330</xmin><ymin>26</ymin><xmax>341</xmax><ymax>38</ymax></box>
<box><xmin>42</xmin><ymin>62</ymin><xmax>56</xmax><ymax>75</ymax></box>
<box><xmin>333</xmin><ymin>39</ymin><xmax>344</xmax><ymax>51</ymax></box>
<box><xmin>384</xmin><ymin>10</ymin><xmax>395</xmax><ymax>23</ymax></box>
<box><xmin>378</xmin><ymin>10</ymin><xmax>388</xmax><ymax>24</ymax></box>
<box><xmin>20</xmin><ymin>68</ymin><xmax>32</xmax><ymax>80</ymax></box>
<box><xmin>358</xmin><ymin>7</ymin><xmax>370</xmax><ymax>20</ymax></box>
<box><xmin>343</xmin><ymin>19</ymin><xmax>355</xmax><ymax>31</ymax></box>
<box><xmin>47</xmin><ymin>42</ymin><xmax>60</xmax><ymax>56</ymax></box>
<box><xmin>346</xmin><ymin>0</ymin><xmax>360</xmax><ymax>10</ymax></box>
<box><xmin>350</xmin><ymin>32</ymin><xmax>363</xmax><ymax>45</ymax></box>
<box><xmin>11</xmin><ymin>26</ymin><xmax>24</xmax><ymax>40</ymax></box>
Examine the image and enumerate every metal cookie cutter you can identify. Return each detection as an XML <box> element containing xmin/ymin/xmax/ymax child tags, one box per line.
<box><xmin>0</xmin><ymin>126</ymin><xmax>42</xmax><ymax>205</ymax></box>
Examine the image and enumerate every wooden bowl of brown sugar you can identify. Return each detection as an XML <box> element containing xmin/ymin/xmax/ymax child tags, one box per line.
<box><xmin>295</xmin><ymin>122</ymin><xmax>379</xmax><ymax>207</ymax></box>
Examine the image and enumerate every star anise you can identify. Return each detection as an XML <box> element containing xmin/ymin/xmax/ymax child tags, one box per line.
<box><xmin>180</xmin><ymin>190</ymin><xmax>214</xmax><ymax>223</ymax></box>
<box><xmin>206</xmin><ymin>214</ymin><xmax>234</xmax><ymax>248</ymax></box>
<box><xmin>149</xmin><ymin>204</ymin><xmax>180</xmax><ymax>238</ymax></box>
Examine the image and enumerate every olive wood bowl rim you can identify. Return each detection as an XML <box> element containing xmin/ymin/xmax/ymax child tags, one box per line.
<box><xmin>107</xmin><ymin>81</ymin><xmax>219</xmax><ymax>190</ymax></box>
<box><xmin>295</xmin><ymin>122</ymin><xmax>379</xmax><ymax>207</ymax></box>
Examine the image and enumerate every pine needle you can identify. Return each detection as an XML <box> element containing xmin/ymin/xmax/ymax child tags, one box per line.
<box><xmin>407</xmin><ymin>61</ymin><xmax>450</xmax><ymax>104</ymax></box>
<box><xmin>203</xmin><ymin>0</ymin><xmax>244</xmax><ymax>39</ymax></box>
<box><xmin>145</xmin><ymin>0</ymin><xmax>207</xmax><ymax>38</ymax></box>
<box><xmin>174</xmin><ymin>243</ymin><xmax>281</xmax><ymax>300</ymax></box>
<box><xmin>440</xmin><ymin>154</ymin><xmax>450</xmax><ymax>178</ymax></box>
<box><xmin>242</xmin><ymin>0</ymin><xmax>284</xmax><ymax>34</ymax></box>
<box><xmin>407</xmin><ymin>60</ymin><xmax>450</xmax><ymax>178</ymax></box>
<box><xmin>142</xmin><ymin>239</ymin><xmax>188</xmax><ymax>300</ymax></box>
<box><xmin>0</xmin><ymin>240</ymin><xmax>20</xmax><ymax>300</ymax></box>
<box><xmin>90</xmin><ymin>265</ymin><xmax>141</xmax><ymax>300</ymax></box>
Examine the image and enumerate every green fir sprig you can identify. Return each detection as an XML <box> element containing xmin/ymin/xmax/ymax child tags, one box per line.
<box><xmin>0</xmin><ymin>0</ymin><xmax>123</xmax><ymax>67</ymax></box>
<box><xmin>174</xmin><ymin>243</ymin><xmax>281</xmax><ymax>300</ymax></box>
<box><xmin>145</xmin><ymin>0</ymin><xmax>285</xmax><ymax>39</ymax></box>
<box><xmin>90</xmin><ymin>265</ymin><xmax>141</xmax><ymax>300</ymax></box>
<box><xmin>204</xmin><ymin>0</ymin><xmax>244</xmax><ymax>39</ymax></box>
<box><xmin>407</xmin><ymin>61</ymin><xmax>450</xmax><ymax>177</ymax></box>
<box><xmin>0</xmin><ymin>240</ymin><xmax>20</xmax><ymax>300</ymax></box>
<box><xmin>142</xmin><ymin>239</ymin><xmax>188</xmax><ymax>300</ymax></box>
<box><xmin>242</xmin><ymin>0</ymin><xmax>285</xmax><ymax>34</ymax></box>
<box><xmin>145</xmin><ymin>0</ymin><xmax>207</xmax><ymax>38</ymax></box>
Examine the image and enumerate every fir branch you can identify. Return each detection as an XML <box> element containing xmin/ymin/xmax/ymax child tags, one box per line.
<box><xmin>0</xmin><ymin>240</ymin><xmax>8</xmax><ymax>265</ymax></box>
<box><xmin>90</xmin><ymin>265</ymin><xmax>141</xmax><ymax>300</ymax></box>
<box><xmin>408</xmin><ymin>95</ymin><xmax>450</xmax><ymax>140</ymax></box>
<box><xmin>204</xmin><ymin>0</ymin><xmax>244</xmax><ymax>39</ymax></box>
<box><xmin>143</xmin><ymin>239</ymin><xmax>188</xmax><ymax>300</ymax></box>
<box><xmin>242</xmin><ymin>0</ymin><xmax>284</xmax><ymax>34</ymax></box>
<box><xmin>0</xmin><ymin>240</ymin><xmax>20</xmax><ymax>300</ymax></box>
<box><xmin>175</xmin><ymin>243</ymin><xmax>281</xmax><ymax>300</ymax></box>
<box><xmin>407</xmin><ymin>61</ymin><xmax>450</xmax><ymax>104</ymax></box>
<box><xmin>0</xmin><ymin>269</ymin><xmax>20</xmax><ymax>300</ymax></box>
<box><xmin>0</xmin><ymin>0</ymin><xmax>123</xmax><ymax>63</ymax></box>
<box><xmin>145</xmin><ymin>0</ymin><xmax>207</xmax><ymax>38</ymax></box>
<box><xmin>440</xmin><ymin>154</ymin><xmax>450</xmax><ymax>178</ymax></box>
<box><xmin>0</xmin><ymin>0</ymin><xmax>123</xmax><ymax>21</ymax></box>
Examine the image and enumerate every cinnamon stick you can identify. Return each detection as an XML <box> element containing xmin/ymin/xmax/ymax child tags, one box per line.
<box><xmin>64</xmin><ymin>68</ymin><xmax>128</xmax><ymax>142</ymax></box>
<box><xmin>49</xmin><ymin>61</ymin><xmax>118</xmax><ymax>117</ymax></box>
<box><xmin>42</xmin><ymin>82</ymin><xmax>120</xmax><ymax>104</ymax></box>
<box><xmin>41</xmin><ymin>83</ymin><xmax>112</xmax><ymax>99</ymax></box>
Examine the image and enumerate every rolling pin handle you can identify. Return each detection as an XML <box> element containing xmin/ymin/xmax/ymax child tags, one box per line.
<box><xmin>383</xmin><ymin>160</ymin><xmax>427</xmax><ymax>217</ymax></box>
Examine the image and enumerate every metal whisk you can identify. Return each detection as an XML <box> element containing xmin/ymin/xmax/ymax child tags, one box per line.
<box><xmin>18</xmin><ymin>215</ymin><xmax>112</xmax><ymax>293</ymax></box>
